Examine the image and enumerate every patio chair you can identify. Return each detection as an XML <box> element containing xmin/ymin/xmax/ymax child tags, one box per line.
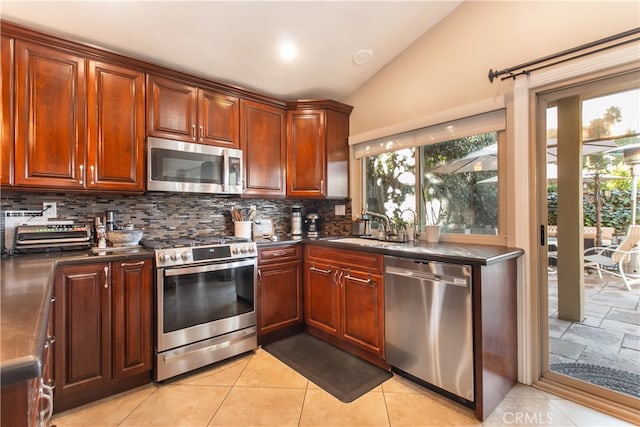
<box><xmin>584</xmin><ymin>225</ymin><xmax>640</xmax><ymax>291</ymax></box>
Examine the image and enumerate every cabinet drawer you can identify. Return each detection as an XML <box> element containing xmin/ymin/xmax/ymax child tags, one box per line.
<box><xmin>258</xmin><ymin>244</ymin><xmax>301</xmax><ymax>264</ymax></box>
<box><xmin>305</xmin><ymin>245</ymin><xmax>383</xmax><ymax>274</ymax></box>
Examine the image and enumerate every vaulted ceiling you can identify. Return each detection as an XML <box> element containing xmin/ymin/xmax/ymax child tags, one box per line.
<box><xmin>1</xmin><ymin>1</ymin><xmax>461</xmax><ymax>100</ymax></box>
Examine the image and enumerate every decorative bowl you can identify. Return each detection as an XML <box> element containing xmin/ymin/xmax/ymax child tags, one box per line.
<box><xmin>107</xmin><ymin>229</ymin><xmax>143</xmax><ymax>247</ymax></box>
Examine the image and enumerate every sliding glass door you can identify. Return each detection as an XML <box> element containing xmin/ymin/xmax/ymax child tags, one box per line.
<box><xmin>538</xmin><ymin>71</ymin><xmax>640</xmax><ymax>405</ymax></box>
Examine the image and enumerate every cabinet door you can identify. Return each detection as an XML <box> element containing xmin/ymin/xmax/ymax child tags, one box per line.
<box><xmin>257</xmin><ymin>261</ymin><xmax>302</xmax><ymax>336</ymax></box>
<box><xmin>340</xmin><ymin>270</ymin><xmax>385</xmax><ymax>358</ymax></box>
<box><xmin>287</xmin><ymin>109</ymin><xmax>326</xmax><ymax>198</ymax></box>
<box><xmin>198</xmin><ymin>89</ymin><xmax>239</xmax><ymax>148</ymax></box>
<box><xmin>54</xmin><ymin>263</ymin><xmax>111</xmax><ymax>401</ymax></box>
<box><xmin>87</xmin><ymin>60</ymin><xmax>145</xmax><ymax>191</ymax></box>
<box><xmin>241</xmin><ymin>100</ymin><xmax>286</xmax><ymax>197</ymax></box>
<box><xmin>1</xmin><ymin>36</ymin><xmax>13</xmax><ymax>186</ymax></box>
<box><xmin>15</xmin><ymin>41</ymin><xmax>86</xmax><ymax>189</ymax></box>
<box><xmin>146</xmin><ymin>75</ymin><xmax>197</xmax><ymax>142</ymax></box>
<box><xmin>111</xmin><ymin>259</ymin><xmax>152</xmax><ymax>379</ymax></box>
<box><xmin>304</xmin><ymin>260</ymin><xmax>338</xmax><ymax>336</ymax></box>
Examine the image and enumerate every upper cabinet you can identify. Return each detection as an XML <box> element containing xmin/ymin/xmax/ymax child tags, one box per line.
<box><xmin>1</xmin><ymin>36</ymin><xmax>13</xmax><ymax>186</ymax></box>
<box><xmin>87</xmin><ymin>60</ymin><xmax>145</xmax><ymax>191</ymax></box>
<box><xmin>240</xmin><ymin>99</ymin><xmax>286</xmax><ymax>197</ymax></box>
<box><xmin>286</xmin><ymin>100</ymin><xmax>352</xmax><ymax>199</ymax></box>
<box><xmin>14</xmin><ymin>41</ymin><xmax>87</xmax><ymax>189</ymax></box>
<box><xmin>147</xmin><ymin>75</ymin><xmax>240</xmax><ymax>148</ymax></box>
<box><xmin>13</xmin><ymin>40</ymin><xmax>145</xmax><ymax>192</ymax></box>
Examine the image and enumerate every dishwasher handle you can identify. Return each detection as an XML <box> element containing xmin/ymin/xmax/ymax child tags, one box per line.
<box><xmin>385</xmin><ymin>265</ymin><xmax>468</xmax><ymax>287</ymax></box>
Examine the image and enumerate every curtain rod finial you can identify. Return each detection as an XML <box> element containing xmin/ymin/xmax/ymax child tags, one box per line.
<box><xmin>488</xmin><ymin>69</ymin><xmax>498</xmax><ymax>83</ymax></box>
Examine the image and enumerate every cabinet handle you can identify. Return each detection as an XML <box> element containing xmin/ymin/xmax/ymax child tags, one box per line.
<box><xmin>257</xmin><ymin>268</ymin><xmax>262</xmax><ymax>285</ymax></box>
<box><xmin>103</xmin><ymin>266</ymin><xmax>109</xmax><ymax>288</ymax></box>
<box><xmin>344</xmin><ymin>270</ymin><xmax>372</xmax><ymax>285</ymax></box>
<box><xmin>120</xmin><ymin>260</ymin><xmax>145</xmax><ymax>267</ymax></box>
<box><xmin>90</xmin><ymin>165</ymin><xmax>95</xmax><ymax>185</ymax></box>
<box><xmin>39</xmin><ymin>378</ymin><xmax>54</xmax><ymax>426</ymax></box>
<box><xmin>321</xmin><ymin>179</ymin><xmax>324</xmax><ymax>193</ymax></box>
<box><xmin>192</xmin><ymin>124</ymin><xmax>196</xmax><ymax>140</ymax></box>
<box><xmin>44</xmin><ymin>335</ymin><xmax>56</xmax><ymax>349</ymax></box>
<box><xmin>338</xmin><ymin>270</ymin><xmax>344</xmax><ymax>288</ymax></box>
<box><xmin>199</xmin><ymin>125</ymin><xmax>204</xmax><ymax>142</ymax></box>
<box><xmin>50</xmin><ymin>296</ymin><xmax>55</xmax><ymax>304</ymax></box>
<box><xmin>79</xmin><ymin>164</ymin><xmax>84</xmax><ymax>185</ymax></box>
<box><xmin>310</xmin><ymin>264</ymin><xmax>331</xmax><ymax>274</ymax></box>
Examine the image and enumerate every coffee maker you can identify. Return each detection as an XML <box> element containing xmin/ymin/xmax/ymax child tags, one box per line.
<box><xmin>305</xmin><ymin>213</ymin><xmax>321</xmax><ymax>237</ymax></box>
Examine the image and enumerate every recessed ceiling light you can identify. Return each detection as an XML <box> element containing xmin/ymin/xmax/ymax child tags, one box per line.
<box><xmin>353</xmin><ymin>49</ymin><xmax>373</xmax><ymax>65</ymax></box>
<box><xmin>279</xmin><ymin>40</ymin><xmax>297</xmax><ymax>61</ymax></box>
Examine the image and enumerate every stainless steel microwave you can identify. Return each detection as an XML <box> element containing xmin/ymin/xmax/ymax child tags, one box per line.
<box><xmin>147</xmin><ymin>137</ymin><xmax>242</xmax><ymax>195</ymax></box>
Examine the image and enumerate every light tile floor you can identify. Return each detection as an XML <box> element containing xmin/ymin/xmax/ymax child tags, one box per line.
<box><xmin>52</xmin><ymin>348</ymin><xmax>634</xmax><ymax>427</ymax></box>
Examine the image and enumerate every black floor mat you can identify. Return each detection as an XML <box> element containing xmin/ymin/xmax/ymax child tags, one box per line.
<box><xmin>551</xmin><ymin>363</ymin><xmax>640</xmax><ymax>398</ymax></box>
<box><xmin>263</xmin><ymin>332</ymin><xmax>392</xmax><ymax>403</ymax></box>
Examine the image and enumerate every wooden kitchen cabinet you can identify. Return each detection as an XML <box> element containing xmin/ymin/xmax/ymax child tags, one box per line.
<box><xmin>286</xmin><ymin>100</ymin><xmax>352</xmax><ymax>199</ymax></box>
<box><xmin>240</xmin><ymin>99</ymin><xmax>286</xmax><ymax>197</ymax></box>
<box><xmin>304</xmin><ymin>245</ymin><xmax>386</xmax><ymax>367</ymax></box>
<box><xmin>14</xmin><ymin>40</ymin><xmax>145</xmax><ymax>192</ymax></box>
<box><xmin>87</xmin><ymin>60</ymin><xmax>145</xmax><ymax>191</ymax></box>
<box><xmin>53</xmin><ymin>258</ymin><xmax>152</xmax><ymax>412</ymax></box>
<box><xmin>1</xmin><ymin>36</ymin><xmax>13</xmax><ymax>186</ymax></box>
<box><xmin>14</xmin><ymin>40</ymin><xmax>86</xmax><ymax>189</ymax></box>
<box><xmin>257</xmin><ymin>244</ymin><xmax>303</xmax><ymax>344</ymax></box>
<box><xmin>147</xmin><ymin>74</ymin><xmax>240</xmax><ymax>148</ymax></box>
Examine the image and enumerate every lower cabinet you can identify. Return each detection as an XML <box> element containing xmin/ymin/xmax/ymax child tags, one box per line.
<box><xmin>257</xmin><ymin>245</ymin><xmax>303</xmax><ymax>344</ymax></box>
<box><xmin>53</xmin><ymin>258</ymin><xmax>152</xmax><ymax>412</ymax></box>
<box><xmin>304</xmin><ymin>246</ymin><xmax>386</xmax><ymax>368</ymax></box>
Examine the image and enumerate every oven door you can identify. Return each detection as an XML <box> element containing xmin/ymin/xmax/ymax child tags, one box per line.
<box><xmin>157</xmin><ymin>258</ymin><xmax>256</xmax><ymax>352</ymax></box>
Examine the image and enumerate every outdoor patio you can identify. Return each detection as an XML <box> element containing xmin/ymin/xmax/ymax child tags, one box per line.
<box><xmin>548</xmin><ymin>269</ymin><xmax>640</xmax><ymax>397</ymax></box>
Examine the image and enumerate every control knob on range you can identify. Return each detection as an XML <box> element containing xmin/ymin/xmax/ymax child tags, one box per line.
<box><xmin>170</xmin><ymin>251</ymin><xmax>180</xmax><ymax>261</ymax></box>
<box><xmin>181</xmin><ymin>251</ymin><xmax>191</xmax><ymax>261</ymax></box>
<box><xmin>158</xmin><ymin>252</ymin><xmax>169</xmax><ymax>263</ymax></box>
<box><xmin>241</xmin><ymin>246</ymin><xmax>248</xmax><ymax>254</ymax></box>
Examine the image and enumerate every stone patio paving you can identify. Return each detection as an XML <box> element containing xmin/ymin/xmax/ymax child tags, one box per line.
<box><xmin>548</xmin><ymin>271</ymin><xmax>640</xmax><ymax>378</ymax></box>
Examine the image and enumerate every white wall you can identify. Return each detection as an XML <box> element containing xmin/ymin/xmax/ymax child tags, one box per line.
<box><xmin>346</xmin><ymin>1</ymin><xmax>640</xmax><ymax>137</ymax></box>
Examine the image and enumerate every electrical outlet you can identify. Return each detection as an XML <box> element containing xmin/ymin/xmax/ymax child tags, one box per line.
<box><xmin>334</xmin><ymin>204</ymin><xmax>346</xmax><ymax>216</ymax></box>
<box><xmin>43</xmin><ymin>202</ymin><xmax>57</xmax><ymax>218</ymax></box>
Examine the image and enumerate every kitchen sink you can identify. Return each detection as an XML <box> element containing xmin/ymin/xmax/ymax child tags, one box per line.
<box><xmin>326</xmin><ymin>237</ymin><xmax>402</xmax><ymax>247</ymax></box>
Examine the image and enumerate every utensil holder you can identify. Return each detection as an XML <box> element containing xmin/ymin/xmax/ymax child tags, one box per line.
<box><xmin>234</xmin><ymin>221</ymin><xmax>252</xmax><ymax>239</ymax></box>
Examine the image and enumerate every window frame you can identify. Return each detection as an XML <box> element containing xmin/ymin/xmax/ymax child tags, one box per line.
<box><xmin>359</xmin><ymin>129</ymin><xmax>507</xmax><ymax>246</ymax></box>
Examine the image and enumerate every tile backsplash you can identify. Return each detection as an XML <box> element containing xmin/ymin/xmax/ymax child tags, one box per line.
<box><xmin>1</xmin><ymin>191</ymin><xmax>352</xmax><ymax>250</ymax></box>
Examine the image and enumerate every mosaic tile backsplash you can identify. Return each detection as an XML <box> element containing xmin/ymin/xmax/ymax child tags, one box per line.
<box><xmin>1</xmin><ymin>191</ymin><xmax>353</xmax><ymax>249</ymax></box>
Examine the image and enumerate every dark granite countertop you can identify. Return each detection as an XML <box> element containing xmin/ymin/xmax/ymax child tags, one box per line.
<box><xmin>0</xmin><ymin>247</ymin><xmax>153</xmax><ymax>386</ymax></box>
<box><xmin>305</xmin><ymin>237</ymin><xmax>523</xmax><ymax>266</ymax></box>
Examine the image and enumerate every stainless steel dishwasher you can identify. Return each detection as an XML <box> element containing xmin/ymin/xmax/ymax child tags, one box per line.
<box><xmin>384</xmin><ymin>256</ymin><xmax>474</xmax><ymax>403</ymax></box>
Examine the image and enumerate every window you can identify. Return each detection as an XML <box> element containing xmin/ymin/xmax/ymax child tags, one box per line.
<box><xmin>358</xmin><ymin>110</ymin><xmax>506</xmax><ymax>241</ymax></box>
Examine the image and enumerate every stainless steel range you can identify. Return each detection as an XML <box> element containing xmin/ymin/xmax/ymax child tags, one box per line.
<box><xmin>143</xmin><ymin>236</ymin><xmax>257</xmax><ymax>381</ymax></box>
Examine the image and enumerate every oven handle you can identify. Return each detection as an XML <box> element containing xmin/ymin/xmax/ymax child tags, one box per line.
<box><xmin>163</xmin><ymin>258</ymin><xmax>256</xmax><ymax>277</ymax></box>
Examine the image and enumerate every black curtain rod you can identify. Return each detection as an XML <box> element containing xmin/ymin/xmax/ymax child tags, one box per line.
<box><xmin>488</xmin><ymin>27</ymin><xmax>640</xmax><ymax>83</ymax></box>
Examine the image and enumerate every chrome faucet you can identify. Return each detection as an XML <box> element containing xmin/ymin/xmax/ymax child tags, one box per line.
<box><xmin>363</xmin><ymin>209</ymin><xmax>391</xmax><ymax>238</ymax></box>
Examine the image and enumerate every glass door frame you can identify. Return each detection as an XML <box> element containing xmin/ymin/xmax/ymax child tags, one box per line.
<box><xmin>534</xmin><ymin>69</ymin><xmax>640</xmax><ymax>413</ymax></box>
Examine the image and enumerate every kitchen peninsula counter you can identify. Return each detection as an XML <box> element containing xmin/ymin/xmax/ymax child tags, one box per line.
<box><xmin>0</xmin><ymin>248</ymin><xmax>153</xmax><ymax>386</ymax></box>
<box><xmin>306</xmin><ymin>237</ymin><xmax>523</xmax><ymax>265</ymax></box>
